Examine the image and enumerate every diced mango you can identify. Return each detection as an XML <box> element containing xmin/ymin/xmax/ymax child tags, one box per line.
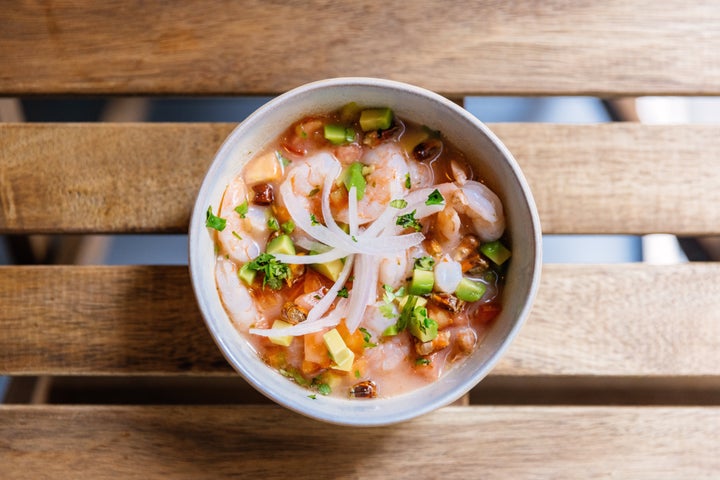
<box><xmin>243</xmin><ymin>151</ymin><xmax>283</xmax><ymax>185</ymax></box>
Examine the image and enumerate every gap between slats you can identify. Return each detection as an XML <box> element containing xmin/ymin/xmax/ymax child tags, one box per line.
<box><xmin>1</xmin><ymin>123</ymin><xmax>720</xmax><ymax>235</ymax></box>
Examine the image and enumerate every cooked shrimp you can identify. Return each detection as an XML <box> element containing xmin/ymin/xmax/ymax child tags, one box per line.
<box><xmin>217</xmin><ymin>175</ymin><xmax>271</xmax><ymax>264</ymax></box>
<box><xmin>335</xmin><ymin>143</ymin><xmax>410</xmax><ymax>225</ymax></box>
<box><xmin>433</xmin><ymin>180</ymin><xmax>505</xmax><ymax>244</ymax></box>
<box><xmin>215</xmin><ymin>256</ymin><xmax>258</xmax><ymax>329</ymax></box>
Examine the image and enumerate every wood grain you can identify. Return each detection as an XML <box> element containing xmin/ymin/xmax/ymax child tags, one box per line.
<box><xmin>2</xmin><ymin>1</ymin><xmax>720</xmax><ymax>96</ymax></box>
<box><xmin>1</xmin><ymin>264</ymin><xmax>718</xmax><ymax>377</ymax></box>
<box><xmin>2</xmin><ymin>123</ymin><xmax>720</xmax><ymax>235</ymax></box>
<box><xmin>1</xmin><ymin>405</ymin><xmax>718</xmax><ymax>479</ymax></box>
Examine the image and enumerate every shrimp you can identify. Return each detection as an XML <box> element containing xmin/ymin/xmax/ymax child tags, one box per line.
<box><xmin>335</xmin><ymin>142</ymin><xmax>410</xmax><ymax>225</ymax></box>
<box><xmin>435</xmin><ymin>180</ymin><xmax>505</xmax><ymax>244</ymax></box>
<box><xmin>215</xmin><ymin>256</ymin><xmax>258</xmax><ymax>329</ymax></box>
<box><xmin>217</xmin><ymin>175</ymin><xmax>271</xmax><ymax>264</ymax></box>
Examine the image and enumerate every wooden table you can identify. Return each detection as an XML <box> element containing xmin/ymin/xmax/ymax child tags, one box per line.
<box><xmin>2</xmin><ymin>1</ymin><xmax>719</xmax><ymax>478</ymax></box>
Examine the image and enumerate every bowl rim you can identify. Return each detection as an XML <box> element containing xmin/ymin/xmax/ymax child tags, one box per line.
<box><xmin>188</xmin><ymin>77</ymin><xmax>542</xmax><ymax>426</ymax></box>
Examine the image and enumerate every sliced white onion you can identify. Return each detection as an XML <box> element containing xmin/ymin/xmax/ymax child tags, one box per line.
<box><xmin>434</xmin><ymin>259</ymin><xmax>463</xmax><ymax>293</ymax></box>
<box><xmin>306</xmin><ymin>253</ymin><xmax>355</xmax><ymax>322</ymax></box>
<box><xmin>321</xmin><ymin>161</ymin><xmax>347</xmax><ymax>237</ymax></box>
<box><xmin>250</xmin><ymin>299</ymin><xmax>349</xmax><ymax>337</ymax></box>
<box><xmin>273</xmin><ymin>248</ymin><xmax>349</xmax><ymax>265</ymax></box>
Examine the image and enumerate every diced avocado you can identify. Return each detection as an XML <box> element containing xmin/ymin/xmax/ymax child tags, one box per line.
<box><xmin>359</xmin><ymin>107</ymin><xmax>393</xmax><ymax>131</ymax></box>
<box><xmin>343</xmin><ymin>162</ymin><xmax>366</xmax><ymax>200</ymax></box>
<box><xmin>324</xmin><ymin>124</ymin><xmax>347</xmax><ymax>145</ymax></box>
<box><xmin>408</xmin><ymin>268</ymin><xmax>434</xmax><ymax>296</ymax></box>
<box><xmin>243</xmin><ymin>151</ymin><xmax>282</xmax><ymax>185</ymax></box>
<box><xmin>340</xmin><ymin>102</ymin><xmax>362</xmax><ymax>123</ymax></box>
<box><xmin>455</xmin><ymin>278</ymin><xmax>487</xmax><ymax>302</ymax></box>
<box><xmin>268</xmin><ymin>319</ymin><xmax>294</xmax><ymax>347</ymax></box>
<box><xmin>399</xmin><ymin>128</ymin><xmax>430</xmax><ymax>155</ymax></box>
<box><xmin>480</xmin><ymin>240</ymin><xmax>512</xmax><ymax>265</ymax></box>
<box><xmin>323</xmin><ymin>328</ymin><xmax>355</xmax><ymax>372</ymax></box>
<box><xmin>396</xmin><ymin>295</ymin><xmax>428</xmax><ymax>310</ymax></box>
<box><xmin>238</xmin><ymin>263</ymin><xmax>256</xmax><ymax>286</ymax></box>
<box><xmin>408</xmin><ymin>307</ymin><xmax>438</xmax><ymax>343</ymax></box>
<box><xmin>311</xmin><ymin>258</ymin><xmax>345</xmax><ymax>282</ymax></box>
<box><xmin>266</xmin><ymin>234</ymin><xmax>296</xmax><ymax>255</ymax></box>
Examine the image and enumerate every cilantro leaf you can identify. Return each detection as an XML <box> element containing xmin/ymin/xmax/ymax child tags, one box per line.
<box><xmin>308</xmin><ymin>187</ymin><xmax>320</xmax><ymax>197</ymax></box>
<box><xmin>234</xmin><ymin>201</ymin><xmax>249</xmax><ymax>218</ymax></box>
<box><xmin>379</xmin><ymin>303</ymin><xmax>398</xmax><ymax>319</ymax></box>
<box><xmin>231</xmin><ymin>231</ymin><xmax>242</xmax><ymax>240</ymax></box>
<box><xmin>414</xmin><ymin>256</ymin><xmax>435</xmax><ymax>271</ymax></box>
<box><xmin>281</xmin><ymin>220</ymin><xmax>295</xmax><ymax>234</ymax></box>
<box><xmin>405</xmin><ymin>173</ymin><xmax>411</xmax><ymax>189</ymax></box>
<box><xmin>275</xmin><ymin>151</ymin><xmax>291</xmax><ymax>167</ymax></box>
<box><xmin>310</xmin><ymin>214</ymin><xmax>321</xmax><ymax>226</ymax></box>
<box><xmin>425</xmin><ymin>189</ymin><xmax>445</xmax><ymax>206</ymax></box>
<box><xmin>337</xmin><ymin>287</ymin><xmax>349</xmax><ymax>298</ymax></box>
<box><xmin>245</xmin><ymin>253</ymin><xmax>290</xmax><ymax>290</ymax></box>
<box><xmin>267</xmin><ymin>216</ymin><xmax>280</xmax><ymax>231</ymax></box>
<box><xmin>205</xmin><ymin>206</ymin><xmax>226</xmax><ymax>231</ymax></box>
<box><xmin>416</xmin><ymin>358</ymin><xmax>431</xmax><ymax>366</ymax></box>
<box><xmin>308</xmin><ymin>394</ymin><xmax>317</xmax><ymax>399</ymax></box>
<box><xmin>390</xmin><ymin>199</ymin><xmax>408</xmax><ymax>209</ymax></box>
<box><xmin>317</xmin><ymin>383</ymin><xmax>332</xmax><ymax>396</ymax></box>
<box><xmin>396</xmin><ymin>209</ymin><xmax>422</xmax><ymax>231</ymax></box>
<box><xmin>359</xmin><ymin>327</ymin><xmax>377</xmax><ymax>348</ymax></box>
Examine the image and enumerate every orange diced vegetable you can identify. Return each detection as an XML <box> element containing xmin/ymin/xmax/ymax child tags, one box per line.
<box><xmin>304</xmin><ymin>330</ymin><xmax>331</xmax><ymax>367</ymax></box>
<box><xmin>337</xmin><ymin>322</ymin><xmax>365</xmax><ymax>355</ymax></box>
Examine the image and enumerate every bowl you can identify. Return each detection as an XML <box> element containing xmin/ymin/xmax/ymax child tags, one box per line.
<box><xmin>188</xmin><ymin>77</ymin><xmax>541</xmax><ymax>426</ymax></box>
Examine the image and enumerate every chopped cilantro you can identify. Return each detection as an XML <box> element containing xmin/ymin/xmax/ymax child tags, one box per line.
<box><xmin>267</xmin><ymin>216</ymin><xmax>280</xmax><ymax>231</ymax></box>
<box><xmin>231</xmin><ymin>231</ymin><xmax>242</xmax><ymax>240</ymax></box>
<box><xmin>310</xmin><ymin>214</ymin><xmax>320</xmax><ymax>226</ymax></box>
<box><xmin>390</xmin><ymin>198</ymin><xmax>408</xmax><ymax>209</ymax></box>
<box><xmin>425</xmin><ymin>189</ymin><xmax>445</xmax><ymax>206</ymax></box>
<box><xmin>351</xmin><ymin>235</ymin><xmax>358</xmax><ymax>242</ymax></box>
<box><xmin>308</xmin><ymin>394</ymin><xmax>317</xmax><ymax>399</ymax></box>
<box><xmin>317</xmin><ymin>383</ymin><xmax>332</xmax><ymax>396</ymax></box>
<box><xmin>379</xmin><ymin>303</ymin><xmax>398</xmax><ymax>319</ymax></box>
<box><xmin>337</xmin><ymin>287</ymin><xmax>349</xmax><ymax>298</ymax></box>
<box><xmin>416</xmin><ymin>358</ymin><xmax>431</xmax><ymax>366</ymax></box>
<box><xmin>279</xmin><ymin>367</ymin><xmax>310</xmax><ymax>386</ymax></box>
<box><xmin>405</xmin><ymin>173</ymin><xmax>412</xmax><ymax>189</ymax></box>
<box><xmin>276</xmin><ymin>151</ymin><xmax>291</xmax><ymax>167</ymax></box>
<box><xmin>382</xmin><ymin>284</ymin><xmax>406</xmax><ymax>303</ymax></box>
<box><xmin>205</xmin><ymin>206</ymin><xmax>226</xmax><ymax>231</ymax></box>
<box><xmin>359</xmin><ymin>327</ymin><xmax>377</xmax><ymax>348</ymax></box>
<box><xmin>308</xmin><ymin>187</ymin><xmax>320</xmax><ymax>197</ymax></box>
<box><xmin>414</xmin><ymin>256</ymin><xmax>435</xmax><ymax>271</ymax></box>
<box><xmin>281</xmin><ymin>220</ymin><xmax>295</xmax><ymax>234</ymax></box>
<box><xmin>234</xmin><ymin>201</ymin><xmax>249</xmax><ymax>218</ymax></box>
<box><xmin>245</xmin><ymin>253</ymin><xmax>290</xmax><ymax>290</ymax></box>
<box><xmin>354</xmin><ymin>369</ymin><xmax>361</xmax><ymax>379</ymax></box>
<box><xmin>396</xmin><ymin>210</ymin><xmax>422</xmax><ymax>231</ymax></box>
<box><xmin>396</xmin><ymin>295</ymin><xmax>418</xmax><ymax>331</ymax></box>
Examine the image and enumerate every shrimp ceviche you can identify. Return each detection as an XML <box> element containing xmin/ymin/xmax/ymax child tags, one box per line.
<box><xmin>206</xmin><ymin>103</ymin><xmax>511</xmax><ymax>399</ymax></box>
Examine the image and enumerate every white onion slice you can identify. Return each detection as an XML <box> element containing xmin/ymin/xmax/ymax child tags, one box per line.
<box><xmin>273</xmin><ymin>248</ymin><xmax>349</xmax><ymax>265</ymax></box>
<box><xmin>250</xmin><ymin>299</ymin><xmax>349</xmax><ymax>337</ymax></box>
<box><xmin>306</xmin><ymin>253</ymin><xmax>355</xmax><ymax>322</ymax></box>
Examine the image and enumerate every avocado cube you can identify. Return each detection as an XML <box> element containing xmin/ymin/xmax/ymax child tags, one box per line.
<box><xmin>268</xmin><ymin>319</ymin><xmax>294</xmax><ymax>346</ymax></box>
<box><xmin>266</xmin><ymin>234</ymin><xmax>295</xmax><ymax>255</ymax></box>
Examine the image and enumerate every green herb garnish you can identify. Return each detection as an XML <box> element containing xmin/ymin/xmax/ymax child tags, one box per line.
<box><xmin>416</xmin><ymin>358</ymin><xmax>431</xmax><ymax>366</ymax></box>
<box><xmin>396</xmin><ymin>209</ymin><xmax>422</xmax><ymax>231</ymax></box>
<box><xmin>354</xmin><ymin>369</ymin><xmax>361</xmax><ymax>379</ymax></box>
<box><xmin>379</xmin><ymin>303</ymin><xmax>398</xmax><ymax>319</ymax></box>
<box><xmin>279</xmin><ymin>367</ymin><xmax>311</xmax><ymax>386</ymax></box>
<box><xmin>390</xmin><ymin>198</ymin><xmax>408</xmax><ymax>209</ymax></box>
<box><xmin>267</xmin><ymin>216</ymin><xmax>280</xmax><ymax>231</ymax></box>
<box><xmin>414</xmin><ymin>256</ymin><xmax>435</xmax><ymax>271</ymax></box>
<box><xmin>337</xmin><ymin>287</ymin><xmax>349</xmax><ymax>298</ymax></box>
<box><xmin>275</xmin><ymin>151</ymin><xmax>291</xmax><ymax>167</ymax></box>
<box><xmin>308</xmin><ymin>394</ymin><xmax>317</xmax><ymax>399</ymax></box>
<box><xmin>405</xmin><ymin>173</ymin><xmax>411</xmax><ymax>189</ymax></box>
<box><xmin>308</xmin><ymin>187</ymin><xmax>320</xmax><ymax>197</ymax></box>
<box><xmin>281</xmin><ymin>220</ymin><xmax>295</xmax><ymax>234</ymax></box>
<box><xmin>382</xmin><ymin>284</ymin><xmax>406</xmax><ymax>303</ymax></box>
<box><xmin>245</xmin><ymin>253</ymin><xmax>290</xmax><ymax>290</ymax></box>
<box><xmin>425</xmin><ymin>189</ymin><xmax>445</xmax><ymax>206</ymax></box>
<box><xmin>317</xmin><ymin>383</ymin><xmax>332</xmax><ymax>396</ymax></box>
<box><xmin>234</xmin><ymin>200</ymin><xmax>248</xmax><ymax>218</ymax></box>
<box><xmin>310</xmin><ymin>214</ymin><xmax>320</xmax><ymax>226</ymax></box>
<box><xmin>232</xmin><ymin>231</ymin><xmax>242</xmax><ymax>240</ymax></box>
<box><xmin>205</xmin><ymin>206</ymin><xmax>226</xmax><ymax>231</ymax></box>
<box><xmin>359</xmin><ymin>327</ymin><xmax>377</xmax><ymax>348</ymax></box>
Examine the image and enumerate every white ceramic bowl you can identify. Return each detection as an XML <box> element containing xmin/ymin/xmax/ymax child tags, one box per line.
<box><xmin>189</xmin><ymin>78</ymin><xmax>541</xmax><ymax>426</ymax></box>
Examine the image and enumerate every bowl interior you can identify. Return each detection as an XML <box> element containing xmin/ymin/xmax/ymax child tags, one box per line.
<box><xmin>189</xmin><ymin>78</ymin><xmax>541</xmax><ymax>426</ymax></box>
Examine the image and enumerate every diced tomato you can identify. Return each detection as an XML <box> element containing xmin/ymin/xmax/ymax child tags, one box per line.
<box><xmin>471</xmin><ymin>302</ymin><xmax>502</xmax><ymax>324</ymax></box>
<box><xmin>337</xmin><ymin>322</ymin><xmax>365</xmax><ymax>356</ymax></box>
<box><xmin>304</xmin><ymin>330</ymin><xmax>331</xmax><ymax>367</ymax></box>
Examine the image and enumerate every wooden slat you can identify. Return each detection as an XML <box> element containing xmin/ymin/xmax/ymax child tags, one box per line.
<box><xmin>2</xmin><ymin>123</ymin><xmax>720</xmax><ymax>235</ymax></box>
<box><xmin>1</xmin><ymin>264</ymin><xmax>718</xmax><ymax>377</ymax></box>
<box><xmin>2</xmin><ymin>1</ymin><xmax>720</xmax><ymax>96</ymax></box>
<box><xmin>1</xmin><ymin>405</ymin><xmax>718</xmax><ymax>478</ymax></box>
